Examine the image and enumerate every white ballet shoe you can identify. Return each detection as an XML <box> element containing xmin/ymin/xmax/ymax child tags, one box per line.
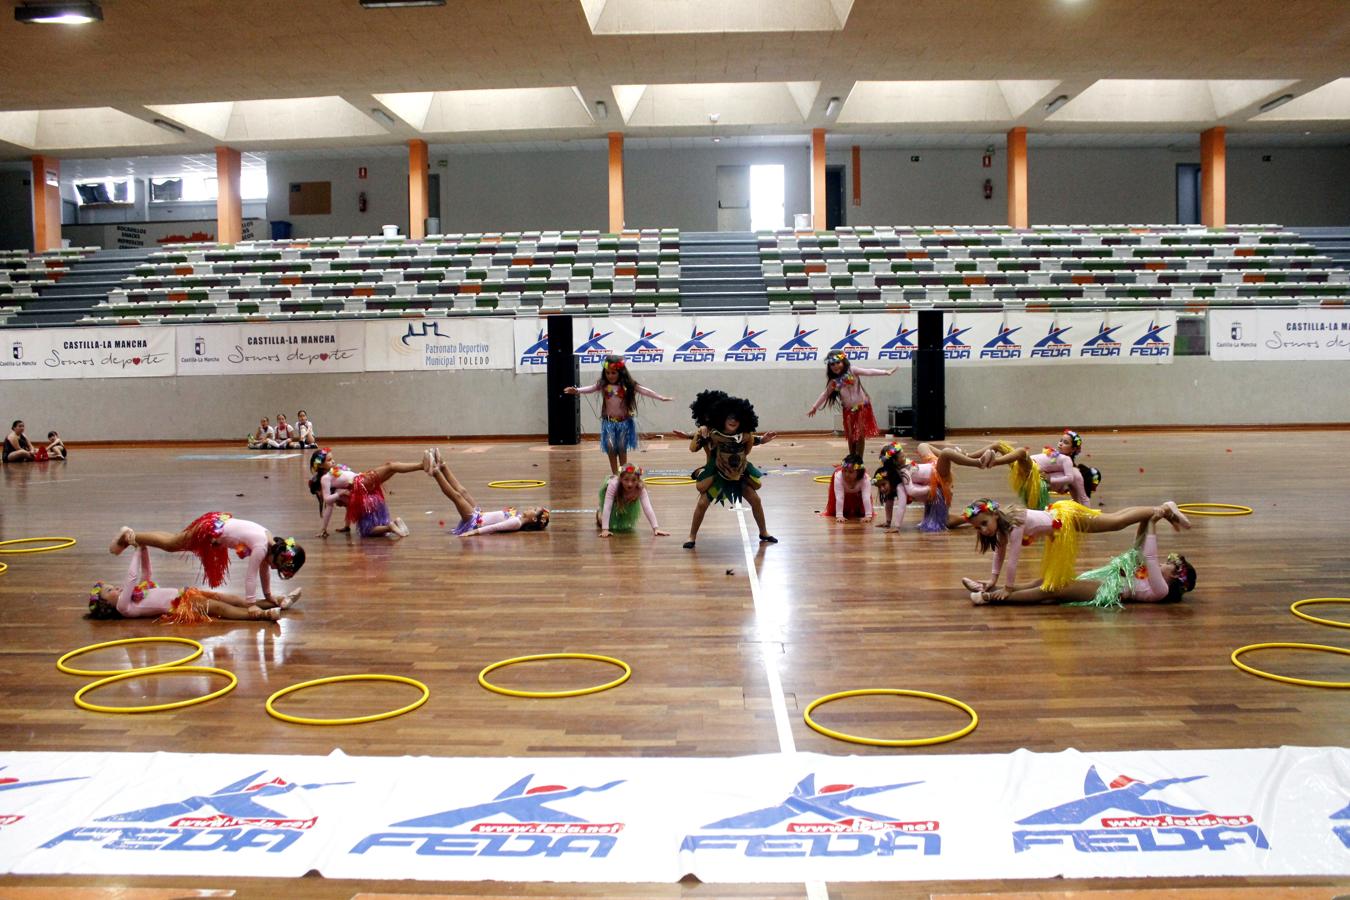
<box><xmin>280</xmin><ymin>589</ymin><xmax>302</xmax><ymax>609</ymax></box>
<box><xmin>392</xmin><ymin>517</ymin><xmax>410</xmax><ymax>537</ymax></box>
<box><xmin>1163</xmin><ymin>500</ymin><xmax>1192</xmax><ymax>531</ymax></box>
<box><xmin>970</xmin><ymin>591</ymin><xmax>989</xmax><ymax>605</ymax></box>
<box><xmin>961</xmin><ymin>576</ymin><xmax>983</xmax><ymax>592</ymax></box>
<box><xmin>432</xmin><ymin>447</ymin><xmax>443</xmax><ymax>467</ymax></box>
<box><xmin>421</xmin><ymin>450</ymin><xmax>433</xmax><ymax>474</ymax></box>
<box><xmin>110</xmin><ymin>526</ymin><xmax>135</xmax><ymax>555</ymax></box>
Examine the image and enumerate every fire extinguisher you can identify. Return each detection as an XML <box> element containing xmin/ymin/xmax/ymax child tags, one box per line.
<box><xmin>983</xmin><ymin>179</ymin><xmax>993</xmax><ymax>200</ymax></box>
<box><xmin>358</xmin><ymin>191</ymin><xmax>368</xmax><ymax>213</ymax></box>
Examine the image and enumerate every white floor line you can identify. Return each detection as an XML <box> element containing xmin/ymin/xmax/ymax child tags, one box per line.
<box><xmin>734</xmin><ymin>504</ymin><xmax>828</xmax><ymax>900</ymax></box>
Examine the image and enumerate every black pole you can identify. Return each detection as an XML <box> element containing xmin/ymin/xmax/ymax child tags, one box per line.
<box><xmin>912</xmin><ymin>309</ymin><xmax>945</xmax><ymax>440</ymax></box>
<box><xmin>546</xmin><ymin>315</ymin><xmax>580</xmax><ymax>445</ymax></box>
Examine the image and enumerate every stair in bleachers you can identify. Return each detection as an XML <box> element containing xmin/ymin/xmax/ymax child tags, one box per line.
<box><xmin>12</xmin><ymin>248</ymin><xmax>154</xmax><ymax>326</ymax></box>
<box><xmin>678</xmin><ymin>231</ymin><xmax>768</xmax><ymax>310</ymax></box>
<box><xmin>1294</xmin><ymin>226</ymin><xmax>1350</xmax><ymax>268</ymax></box>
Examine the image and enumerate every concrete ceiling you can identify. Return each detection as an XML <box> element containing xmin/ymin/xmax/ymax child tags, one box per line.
<box><xmin>0</xmin><ymin>0</ymin><xmax>1347</xmax><ymax>159</ymax></box>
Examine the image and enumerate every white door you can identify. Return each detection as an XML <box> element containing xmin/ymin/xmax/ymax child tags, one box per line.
<box><xmin>715</xmin><ymin>165</ymin><xmax>751</xmax><ymax>231</ymax></box>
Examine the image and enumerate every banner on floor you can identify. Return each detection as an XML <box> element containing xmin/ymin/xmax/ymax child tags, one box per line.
<box><xmin>2</xmin><ymin>746</ymin><xmax>1347</xmax><ymax>882</ymax></box>
<box><xmin>0</xmin><ymin>326</ymin><xmax>175</xmax><ymax>380</ymax></box>
<box><xmin>513</xmin><ymin>311</ymin><xmax>1177</xmax><ymax>373</ymax></box>
<box><xmin>362</xmin><ymin>318</ymin><xmax>513</xmax><ymax>372</ymax></box>
<box><xmin>175</xmin><ymin>321</ymin><xmax>366</xmax><ymax>376</ymax></box>
<box><xmin>1209</xmin><ymin>307</ymin><xmax>1350</xmax><ymax>361</ymax></box>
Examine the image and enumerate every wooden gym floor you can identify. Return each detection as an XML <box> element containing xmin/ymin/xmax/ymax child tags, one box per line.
<box><xmin>0</xmin><ymin>429</ymin><xmax>1347</xmax><ymax>899</ymax></box>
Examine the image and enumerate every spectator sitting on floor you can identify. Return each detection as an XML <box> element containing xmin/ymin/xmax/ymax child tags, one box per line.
<box><xmin>3</xmin><ymin>420</ymin><xmax>37</xmax><ymax>463</ymax></box>
<box><xmin>45</xmin><ymin>431</ymin><xmax>67</xmax><ymax>461</ymax></box>
<box><xmin>247</xmin><ymin>417</ymin><xmax>277</xmax><ymax>450</ymax></box>
<box><xmin>296</xmin><ymin>410</ymin><xmax>317</xmax><ymax>448</ymax></box>
<box><xmin>274</xmin><ymin>413</ymin><xmax>301</xmax><ymax>449</ymax></box>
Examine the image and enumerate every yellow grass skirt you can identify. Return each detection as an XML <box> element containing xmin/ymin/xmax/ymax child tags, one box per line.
<box><xmin>1041</xmin><ymin>500</ymin><xmax>1101</xmax><ymax>590</ymax></box>
<box><xmin>997</xmin><ymin>441</ymin><xmax>1049</xmax><ymax>510</ymax></box>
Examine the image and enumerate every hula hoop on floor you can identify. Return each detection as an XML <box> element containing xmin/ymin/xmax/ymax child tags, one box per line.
<box><xmin>804</xmin><ymin>688</ymin><xmax>979</xmax><ymax>747</ymax></box>
<box><xmin>1175</xmin><ymin>503</ymin><xmax>1253</xmax><ymax>517</ymax></box>
<box><xmin>478</xmin><ymin>652</ymin><xmax>631</xmax><ymax>699</ymax></box>
<box><xmin>488</xmin><ymin>479</ymin><xmax>547</xmax><ymax>489</ymax></box>
<box><xmin>265</xmin><ymin>674</ymin><xmax>430</xmax><ymax>725</ymax></box>
<box><xmin>1290</xmin><ymin>598</ymin><xmax>1350</xmax><ymax>629</ymax></box>
<box><xmin>57</xmin><ymin>636</ymin><xmax>204</xmax><ymax>677</ymax></box>
<box><xmin>0</xmin><ymin>536</ymin><xmax>77</xmax><ymax>554</ymax></box>
<box><xmin>0</xmin><ymin>561</ymin><xmax>6</xmax><ymax>575</ymax></box>
<box><xmin>813</xmin><ymin>475</ymin><xmax>834</xmax><ymax>484</ymax></box>
<box><xmin>74</xmin><ymin>665</ymin><xmax>237</xmax><ymax>713</ymax></box>
<box><xmin>644</xmin><ymin>476</ymin><xmax>696</xmax><ymax>486</ymax></box>
<box><xmin>1230</xmin><ymin>642</ymin><xmax>1350</xmax><ymax>689</ymax></box>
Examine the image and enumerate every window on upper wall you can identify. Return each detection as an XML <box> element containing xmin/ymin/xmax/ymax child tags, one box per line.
<box><xmin>148</xmin><ymin>171</ymin><xmax>268</xmax><ymax>203</ymax></box>
<box><xmin>73</xmin><ymin>178</ymin><xmax>134</xmax><ymax>205</ymax></box>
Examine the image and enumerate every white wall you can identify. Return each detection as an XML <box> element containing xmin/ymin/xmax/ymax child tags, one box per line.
<box><xmin>825</xmin><ymin>147</ymin><xmax>1005</xmax><ymax>226</ymax></box>
<box><xmin>265</xmin><ymin>156</ymin><xmax>409</xmax><ymax>239</ymax></box>
<box><xmin>438</xmin><ymin>148</ymin><xmax>608</xmax><ymax>233</ymax></box>
<box><xmin>625</xmin><ymin>146</ymin><xmax>813</xmax><ymax>232</ymax></box>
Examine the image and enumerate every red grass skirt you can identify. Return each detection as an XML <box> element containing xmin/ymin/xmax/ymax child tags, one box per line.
<box><xmin>156</xmin><ymin>588</ymin><xmax>212</xmax><ymax>625</ymax></box>
<box><xmin>842</xmin><ymin>402</ymin><xmax>881</xmax><ymax>442</ymax></box>
<box><xmin>346</xmin><ymin>472</ymin><xmax>391</xmax><ymax>537</ymax></box>
<box><xmin>183</xmin><ymin>512</ymin><xmax>232</xmax><ymax>588</ymax></box>
<box><xmin>822</xmin><ymin>472</ymin><xmax>867</xmax><ymax>519</ymax></box>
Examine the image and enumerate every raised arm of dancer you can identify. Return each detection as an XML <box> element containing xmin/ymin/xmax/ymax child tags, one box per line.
<box><xmin>1134</xmin><ymin>528</ymin><xmax>1170</xmax><ymax>602</ymax></box>
<box><xmin>635</xmin><ymin>384</ymin><xmax>672</xmax><ymax>402</ymax></box>
<box><xmin>807</xmin><ymin>385</ymin><xmax>835</xmax><ymax>415</ymax></box>
<box><xmin>116</xmin><ymin>547</ymin><xmax>152</xmax><ymax>616</ymax></box>
<box><xmin>853</xmin><ymin>366</ymin><xmax>897</xmax><ymax>377</ymax></box>
<box><xmin>566</xmin><ymin>383</ymin><xmax>600</xmax><ymax>395</ymax></box>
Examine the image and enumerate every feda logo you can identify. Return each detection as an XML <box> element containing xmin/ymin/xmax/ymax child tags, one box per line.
<box><xmin>1332</xmin><ymin>799</ymin><xmax>1350</xmax><ymax>849</ymax></box>
<box><xmin>1129</xmin><ymin>320</ymin><xmax>1172</xmax><ymax>358</ymax></box>
<box><xmin>942</xmin><ymin>325</ymin><xmax>973</xmax><ymax>360</ymax></box>
<box><xmin>878</xmin><ymin>322</ymin><xmax>917</xmax><ymax>361</ymax></box>
<box><xmin>351</xmin><ymin>774</ymin><xmax>625</xmax><ymax>859</ymax></box>
<box><xmin>575</xmin><ymin>327</ymin><xmax>615</xmax><ymax>365</ymax></box>
<box><xmin>776</xmin><ymin>326</ymin><xmax>819</xmax><ymax>362</ymax></box>
<box><xmin>681</xmin><ymin>773</ymin><xmax>939</xmax><ymax>858</ymax></box>
<box><xmin>0</xmin><ymin>766</ymin><xmax>88</xmax><ymax>827</ymax></box>
<box><xmin>1080</xmin><ymin>322</ymin><xmax>1122</xmax><ymax>358</ymax></box>
<box><xmin>41</xmin><ymin>769</ymin><xmax>350</xmax><ymax>854</ymax></box>
<box><xmin>519</xmin><ymin>329</ymin><xmax>549</xmax><ymax>367</ymax></box>
<box><xmin>723</xmin><ymin>326</ymin><xmax>768</xmax><ymax>363</ymax></box>
<box><xmin>980</xmin><ymin>324</ymin><xmax>1023</xmax><ymax>360</ymax></box>
<box><xmin>624</xmin><ymin>328</ymin><xmax>665</xmax><ymax>364</ymax></box>
<box><xmin>1030</xmin><ymin>323</ymin><xmax>1073</xmax><ymax>359</ymax></box>
<box><xmin>673</xmin><ymin>327</ymin><xmax>717</xmax><ymax>363</ymax></box>
<box><xmin>830</xmin><ymin>326</ymin><xmax>871</xmax><ymax>361</ymax></box>
<box><xmin>1012</xmin><ymin>765</ymin><xmax>1266</xmax><ymax>854</ymax></box>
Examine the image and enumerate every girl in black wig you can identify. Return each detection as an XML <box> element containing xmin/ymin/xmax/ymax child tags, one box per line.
<box><xmin>682</xmin><ymin>390</ymin><xmax>778</xmax><ymax>549</ymax></box>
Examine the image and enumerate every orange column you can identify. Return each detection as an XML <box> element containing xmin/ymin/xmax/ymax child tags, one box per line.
<box><xmin>810</xmin><ymin>128</ymin><xmax>827</xmax><ymax>230</ymax></box>
<box><xmin>607</xmin><ymin>132</ymin><xmax>624</xmax><ymax>233</ymax></box>
<box><xmin>215</xmin><ymin>146</ymin><xmax>242</xmax><ymax>245</ymax></box>
<box><xmin>1006</xmin><ymin>127</ymin><xmax>1028</xmax><ymax>229</ymax></box>
<box><xmin>1201</xmin><ymin>126</ymin><xmax>1226</xmax><ymax>228</ymax></box>
<box><xmin>408</xmin><ymin>139</ymin><xmax>429</xmax><ymax>240</ymax></box>
<box><xmin>30</xmin><ymin>156</ymin><xmax>61</xmax><ymax>253</ymax></box>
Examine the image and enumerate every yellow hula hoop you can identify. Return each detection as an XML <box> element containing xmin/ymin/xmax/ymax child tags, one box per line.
<box><xmin>813</xmin><ymin>475</ymin><xmax>834</xmax><ymax>484</ymax></box>
<box><xmin>57</xmin><ymin>636</ymin><xmax>204</xmax><ymax>677</ymax></box>
<box><xmin>488</xmin><ymin>479</ymin><xmax>547</xmax><ymax>489</ymax></box>
<box><xmin>265</xmin><ymin>674</ymin><xmax>430</xmax><ymax>726</ymax></box>
<box><xmin>0</xmin><ymin>561</ymin><xmax>7</xmax><ymax>575</ymax></box>
<box><xmin>644</xmin><ymin>476</ymin><xmax>696</xmax><ymax>486</ymax></box>
<box><xmin>478</xmin><ymin>653</ymin><xmax>631</xmax><ymax>699</ymax></box>
<box><xmin>74</xmin><ymin>665</ymin><xmax>237</xmax><ymax>713</ymax></box>
<box><xmin>1230</xmin><ymin>642</ymin><xmax>1350</xmax><ymax>689</ymax></box>
<box><xmin>1176</xmin><ymin>503</ymin><xmax>1253</xmax><ymax>517</ymax></box>
<box><xmin>804</xmin><ymin>688</ymin><xmax>979</xmax><ymax>747</ymax></box>
<box><xmin>1291</xmin><ymin>598</ymin><xmax>1350</xmax><ymax>629</ymax></box>
<box><xmin>0</xmin><ymin>536</ymin><xmax>77</xmax><ymax>554</ymax></box>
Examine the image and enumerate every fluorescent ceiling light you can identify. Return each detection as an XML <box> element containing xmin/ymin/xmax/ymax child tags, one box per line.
<box><xmin>15</xmin><ymin>2</ymin><xmax>102</xmax><ymax>24</ymax></box>
<box><xmin>825</xmin><ymin>96</ymin><xmax>842</xmax><ymax>118</ymax></box>
<box><xmin>594</xmin><ymin>100</ymin><xmax>608</xmax><ymax>120</ymax></box>
<box><xmin>1045</xmin><ymin>94</ymin><xmax>1070</xmax><ymax>113</ymax></box>
<box><xmin>152</xmin><ymin>118</ymin><xmax>186</xmax><ymax>134</ymax></box>
<box><xmin>1259</xmin><ymin>93</ymin><xmax>1295</xmax><ymax>113</ymax></box>
<box><xmin>370</xmin><ymin>108</ymin><xmax>398</xmax><ymax>128</ymax></box>
<box><xmin>359</xmin><ymin>0</ymin><xmax>445</xmax><ymax>7</ymax></box>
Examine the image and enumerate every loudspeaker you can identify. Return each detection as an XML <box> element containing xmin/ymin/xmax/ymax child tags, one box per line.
<box><xmin>913</xmin><ymin>309</ymin><xmax>945</xmax><ymax>440</ymax></box>
<box><xmin>546</xmin><ymin>315</ymin><xmax>580</xmax><ymax>445</ymax></box>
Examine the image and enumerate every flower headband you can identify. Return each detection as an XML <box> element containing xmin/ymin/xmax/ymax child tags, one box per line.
<box><xmin>826</xmin><ymin>350</ymin><xmax>848</xmax><ymax>364</ymax></box>
<box><xmin>310</xmin><ymin>447</ymin><xmax>332</xmax><ymax>474</ymax></box>
<box><xmin>618</xmin><ymin>463</ymin><xmax>644</xmax><ymax>478</ymax></box>
<box><xmin>878</xmin><ymin>441</ymin><xmax>904</xmax><ymax>461</ymax></box>
<box><xmin>963</xmin><ymin>498</ymin><xmax>1000</xmax><ymax>520</ymax></box>
<box><xmin>272</xmin><ymin>537</ymin><xmax>300</xmax><ymax>569</ymax></box>
<box><xmin>843</xmin><ymin>460</ymin><xmax>865</xmax><ymax>473</ymax></box>
<box><xmin>603</xmin><ymin>358</ymin><xmax>626</xmax><ymax>371</ymax></box>
<box><xmin>1063</xmin><ymin>429</ymin><xmax>1082</xmax><ymax>452</ymax></box>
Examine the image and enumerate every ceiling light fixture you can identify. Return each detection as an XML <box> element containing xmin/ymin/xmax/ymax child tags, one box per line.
<box><xmin>15</xmin><ymin>1</ymin><xmax>102</xmax><ymax>24</ymax></box>
<box><xmin>359</xmin><ymin>0</ymin><xmax>446</xmax><ymax>7</ymax></box>
<box><xmin>824</xmin><ymin>96</ymin><xmax>842</xmax><ymax>118</ymax></box>
<box><xmin>1044</xmin><ymin>94</ymin><xmax>1070</xmax><ymax>114</ymax></box>
<box><xmin>370</xmin><ymin>108</ymin><xmax>398</xmax><ymax>128</ymax></box>
<box><xmin>151</xmin><ymin>118</ymin><xmax>186</xmax><ymax>134</ymax></box>
<box><xmin>594</xmin><ymin>100</ymin><xmax>608</xmax><ymax>120</ymax></box>
<box><xmin>1258</xmin><ymin>93</ymin><xmax>1295</xmax><ymax>113</ymax></box>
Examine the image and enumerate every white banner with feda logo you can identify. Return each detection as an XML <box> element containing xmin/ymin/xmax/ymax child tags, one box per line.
<box><xmin>363</xmin><ymin>318</ymin><xmax>514</xmax><ymax>372</ymax></box>
<box><xmin>514</xmin><ymin>311</ymin><xmax>1177</xmax><ymax>373</ymax></box>
<box><xmin>1209</xmin><ymin>307</ymin><xmax>1350</xmax><ymax>361</ymax></box>
<box><xmin>176</xmin><ymin>322</ymin><xmax>365</xmax><ymax>376</ymax></box>
<box><xmin>0</xmin><ymin>326</ymin><xmax>175</xmax><ymax>380</ymax></box>
<box><xmin>2</xmin><ymin>746</ymin><xmax>1347</xmax><ymax>881</ymax></box>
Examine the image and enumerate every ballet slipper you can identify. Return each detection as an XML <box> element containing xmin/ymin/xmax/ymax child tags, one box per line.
<box><xmin>1163</xmin><ymin>501</ymin><xmax>1192</xmax><ymax>530</ymax></box>
<box><xmin>961</xmin><ymin>576</ymin><xmax>983</xmax><ymax>592</ymax></box>
<box><xmin>970</xmin><ymin>591</ymin><xmax>989</xmax><ymax>606</ymax></box>
<box><xmin>110</xmin><ymin>527</ymin><xmax>135</xmax><ymax>555</ymax></box>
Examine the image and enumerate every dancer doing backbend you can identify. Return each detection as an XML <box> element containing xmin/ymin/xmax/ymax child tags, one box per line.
<box><xmin>872</xmin><ymin>439</ymin><xmax>995</xmax><ymax>531</ymax></box>
<box><xmin>969</xmin><ymin>508</ymin><xmax>1197</xmax><ymax>607</ymax></box>
<box><xmin>960</xmin><ymin>498</ymin><xmax>1192</xmax><ymax>594</ymax></box>
<box><xmin>89</xmin><ymin>544</ymin><xmax>297</xmax><ymax>623</ymax></box>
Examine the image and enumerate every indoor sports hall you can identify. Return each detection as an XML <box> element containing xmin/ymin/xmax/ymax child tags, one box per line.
<box><xmin>0</xmin><ymin>2</ymin><xmax>1348</xmax><ymax>899</ymax></box>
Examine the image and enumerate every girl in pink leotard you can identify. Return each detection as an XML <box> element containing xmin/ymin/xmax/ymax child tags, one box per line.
<box><xmin>565</xmin><ymin>355</ymin><xmax>672</xmax><ymax>475</ymax></box>
<box><xmin>110</xmin><ymin>515</ymin><xmax>303</xmax><ymax>608</ymax></box>
<box><xmin>960</xmin><ymin>498</ymin><xmax>1191</xmax><ymax>594</ymax></box>
<box><xmin>424</xmin><ymin>449</ymin><xmax>549</xmax><ymax>536</ymax></box>
<box><xmin>824</xmin><ymin>454</ymin><xmax>874</xmax><ymax>522</ymax></box>
<box><xmin>597</xmin><ymin>464</ymin><xmax>669</xmax><ymax>537</ymax></box>
<box><xmin>88</xmin><ymin>545</ymin><xmax>297</xmax><ymax>623</ymax></box>
<box><xmin>872</xmin><ymin>440</ymin><xmax>992</xmax><ymax>531</ymax></box>
<box><xmin>982</xmin><ymin>430</ymin><xmax>1101</xmax><ymax>508</ymax></box>
<box><xmin>969</xmin><ymin>511</ymin><xmax>1197</xmax><ymax>608</ymax></box>
<box><xmin>806</xmin><ymin>351</ymin><xmax>896</xmax><ymax>457</ymax></box>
